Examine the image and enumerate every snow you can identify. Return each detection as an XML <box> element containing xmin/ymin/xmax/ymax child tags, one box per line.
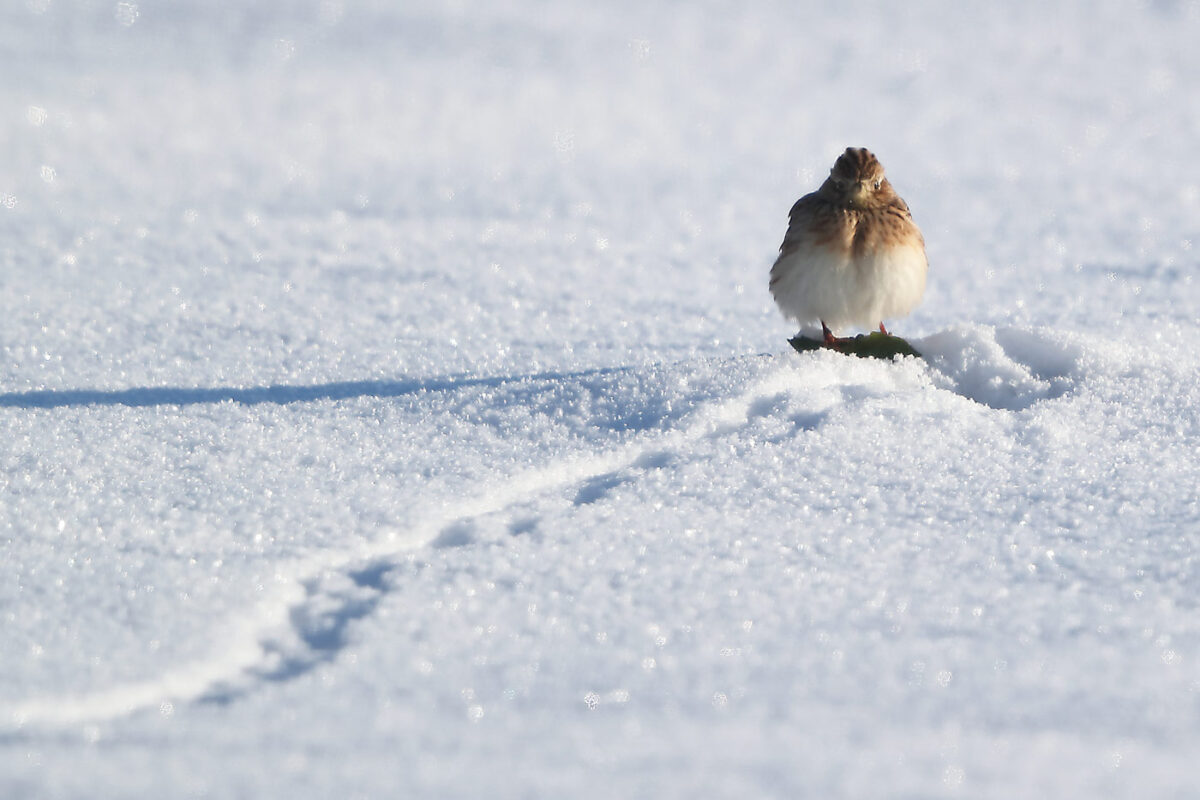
<box><xmin>3</xmin><ymin>1</ymin><xmax>1200</xmax><ymax>797</ymax></box>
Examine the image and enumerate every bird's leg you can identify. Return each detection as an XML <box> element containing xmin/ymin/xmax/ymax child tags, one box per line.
<box><xmin>878</xmin><ymin>322</ymin><xmax>889</xmax><ymax>336</ymax></box>
<box><xmin>820</xmin><ymin>321</ymin><xmax>851</xmax><ymax>350</ymax></box>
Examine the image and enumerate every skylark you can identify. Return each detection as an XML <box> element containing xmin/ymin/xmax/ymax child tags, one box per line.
<box><xmin>769</xmin><ymin>147</ymin><xmax>927</xmax><ymax>345</ymax></box>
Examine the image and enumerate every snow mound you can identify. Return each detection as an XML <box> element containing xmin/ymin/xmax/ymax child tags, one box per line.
<box><xmin>919</xmin><ymin>326</ymin><xmax>1081</xmax><ymax>410</ymax></box>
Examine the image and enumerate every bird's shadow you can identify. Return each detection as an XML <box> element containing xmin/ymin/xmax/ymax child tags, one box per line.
<box><xmin>0</xmin><ymin>366</ymin><xmax>633</xmax><ymax>411</ymax></box>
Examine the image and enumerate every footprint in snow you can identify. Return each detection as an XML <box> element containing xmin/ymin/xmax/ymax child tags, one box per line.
<box><xmin>917</xmin><ymin>325</ymin><xmax>1079</xmax><ymax>411</ymax></box>
<box><xmin>572</xmin><ymin>450</ymin><xmax>675</xmax><ymax>506</ymax></box>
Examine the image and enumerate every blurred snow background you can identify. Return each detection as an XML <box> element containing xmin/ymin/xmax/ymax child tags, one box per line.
<box><xmin>2</xmin><ymin>1</ymin><xmax>1199</xmax><ymax>797</ymax></box>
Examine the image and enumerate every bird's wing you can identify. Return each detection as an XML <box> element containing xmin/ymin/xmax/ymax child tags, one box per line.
<box><xmin>885</xmin><ymin>195</ymin><xmax>925</xmax><ymax>250</ymax></box>
<box><xmin>889</xmin><ymin>195</ymin><xmax>913</xmax><ymax>218</ymax></box>
<box><xmin>776</xmin><ymin>192</ymin><xmax>822</xmax><ymax>260</ymax></box>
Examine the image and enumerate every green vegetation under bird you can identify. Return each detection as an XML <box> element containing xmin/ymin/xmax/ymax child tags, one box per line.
<box><xmin>788</xmin><ymin>331</ymin><xmax>922</xmax><ymax>360</ymax></box>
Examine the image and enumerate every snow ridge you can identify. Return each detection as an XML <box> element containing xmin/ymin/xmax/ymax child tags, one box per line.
<box><xmin>2</xmin><ymin>356</ymin><xmax>824</xmax><ymax>732</ymax></box>
<box><xmin>2</xmin><ymin>325</ymin><xmax>1103</xmax><ymax>733</ymax></box>
<box><xmin>1</xmin><ymin>325</ymin><xmax>1102</xmax><ymax>735</ymax></box>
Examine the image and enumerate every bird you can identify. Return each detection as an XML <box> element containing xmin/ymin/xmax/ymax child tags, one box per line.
<box><xmin>769</xmin><ymin>147</ymin><xmax>927</xmax><ymax>346</ymax></box>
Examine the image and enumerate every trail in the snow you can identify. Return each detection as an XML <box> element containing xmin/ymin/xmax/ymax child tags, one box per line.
<box><xmin>2</xmin><ymin>355</ymin><xmax>808</xmax><ymax>732</ymax></box>
<box><xmin>1</xmin><ymin>326</ymin><xmax>1088</xmax><ymax>734</ymax></box>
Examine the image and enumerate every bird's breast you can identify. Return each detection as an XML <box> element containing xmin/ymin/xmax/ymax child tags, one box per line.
<box><xmin>809</xmin><ymin>207</ymin><xmax>859</xmax><ymax>254</ymax></box>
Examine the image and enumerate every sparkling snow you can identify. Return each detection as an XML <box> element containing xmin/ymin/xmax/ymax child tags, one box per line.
<box><xmin>3</xmin><ymin>1</ymin><xmax>1200</xmax><ymax>797</ymax></box>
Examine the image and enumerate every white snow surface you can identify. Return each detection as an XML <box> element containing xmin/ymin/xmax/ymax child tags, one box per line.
<box><xmin>3</xmin><ymin>1</ymin><xmax>1200</xmax><ymax>797</ymax></box>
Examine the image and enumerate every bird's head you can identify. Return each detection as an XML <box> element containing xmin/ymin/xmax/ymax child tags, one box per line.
<box><xmin>824</xmin><ymin>147</ymin><xmax>892</xmax><ymax>209</ymax></box>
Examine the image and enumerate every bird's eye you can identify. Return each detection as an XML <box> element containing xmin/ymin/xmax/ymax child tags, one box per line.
<box><xmin>872</xmin><ymin>179</ymin><xmax>881</xmax><ymax>190</ymax></box>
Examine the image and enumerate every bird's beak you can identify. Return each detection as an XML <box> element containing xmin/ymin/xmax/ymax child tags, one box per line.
<box><xmin>848</xmin><ymin>181</ymin><xmax>870</xmax><ymax>206</ymax></box>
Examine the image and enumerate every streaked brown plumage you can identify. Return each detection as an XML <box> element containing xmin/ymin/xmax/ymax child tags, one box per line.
<box><xmin>769</xmin><ymin>147</ymin><xmax>927</xmax><ymax>343</ymax></box>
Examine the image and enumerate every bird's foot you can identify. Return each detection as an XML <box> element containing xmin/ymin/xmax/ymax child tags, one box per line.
<box><xmin>820</xmin><ymin>321</ymin><xmax>854</xmax><ymax>350</ymax></box>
